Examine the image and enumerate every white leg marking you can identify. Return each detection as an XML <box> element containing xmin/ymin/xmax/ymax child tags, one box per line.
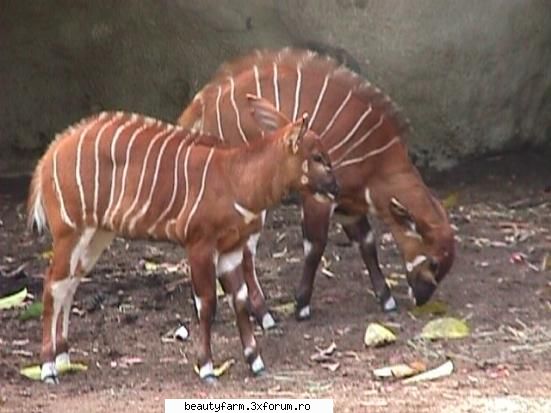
<box><xmin>292</xmin><ymin>65</ymin><xmax>302</xmax><ymax>121</ymax></box>
<box><xmin>253</xmin><ymin>65</ymin><xmax>262</xmax><ymax>98</ymax></box>
<box><xmin>76</xmin><ymin>115</ymin><xmax>107</xmax><ymax>224</ymax></box>
<box><xmin>70</xmin><ymin>228</ymin><xmax>96</xmax><ymax>276</ymax></box>
<box><xmin>272</xmin><ymin>62</ymin><xmax>280</xmax><ymax>111</ymax></box>
<box><xmin>247</xmin><ymin>233</ymin><xmax>261</xmax><ymax>256</ymax></box>
<box><xmin>234</xmin><ymin>202</ymin><xmax>258</xmax><ymax>224</ymax></box>
<box><xmin>335</xmin><ymin>136</ymin><xmax>400</xmax><ymax>170</ymax></box>
<box><xmin>408</xmin><ymin>286</ymin><xmax>416</xmax><ymax>304</ymax></box>
<box><xmin>298</xmin><ymin>305</ymin><xmax>311</xmax><ymax>319</ymax></box>
<box><xmin>148</xmin><ymin>138</ymin><xmax>187</xmax><ymax>235</ymax></box>
<box><xmin>246</xmin><ymin>233</ymin><xmax>266</xmax><ymax>300</ymax></box>
<box><xmin>235</xmin><ymin>283</ymin><xmax>248</xmax><ymax>303</ymax></box>
<box><xmin>364</xmin><ymin>230</ymin><xmax>375</xmax><ymax>245</ymax></box>
<box><xmin>250</xmin><ymin>355</ymin><xmax>265</xmax><ymax>374</ymax></box>
<box><xmin>93</xmin><ymin>114</ymin><xmax>125</xmax><ymax>225</ymax></box>
<box><xmin>199</xmin><ymin>99</ymin><xmax>205</xmax><ymax>135</ymax></box>
<box><xmin>55</xmin><ymin>352</ymin><xmax>70</xmax><ymax>368</ymax></box>
<box><xmin>333</xmin><ymin>114</ymin><xmax>384</xmax><ymax>165</ymax></box>
<box><xmin>319</xmin><ymin>91</ymin><xmax>352</xmax><ymax>139</ymax></box>
<box><xmin>215</xmin><ymin>85</ymin><xmax>224</xmax><ymax>141</ymax></box>
<box><xmin>51</xmin><ymin>278</ymin><xmax>79</xmax><ymax>352</ymax></box>
<box><xmin>80</xmin><ymin>230</ymin><xmax>115</xmax><ymax>274</ymax></box>
<box><xmin>130</xmin><ymin>129</ymin><xmax>179</xmax><ymax>232</ymax></box>
<box><xmin>174</xmin><ymin>325</ymin><xmax>189</xmax><ymax>341</ymax></box>
<box><xmin>364</xmin><ymin>188</ymin><xmax>378</xmax><ymax>216</ymax></box>
<box><xmin>228</xmin><ymin>76</ymin><xmax>248</xmax><ymax>144</ymax></box>
<box><xmin>303</xmin><ymin>239</ymin><xmax>313</xmax><ymax>257</ymax></box>
<box><xmin>405</xmin><ymin>229</ymin><xmax>423</xmax><ymax>241</ymax></box>
<box><xmin>183</xmin><ymin>147</ymin><xmax>215</xmax><ymax>239</ymax></box>
<box><xmin>309</xmin><ymin>74</ymin><xmax>329</xmax><ymax>129</ymax></box>
<box><xmin>406</xmin><ymin>255</ymin><xmax>428</xmax><ymax>273</ymax></box>
<box><xmin>199</xmin><ymin>361</ymin><xmax>214</xmax><ymax>379</ymax></box>
<box><xmin>260</xmin><ymin>210</ymin><xmax>267</xmax><ymax>225</ymax></box>
<box><xmin>105</xmin><ymin>121</ymin><xmax>149</xmax><ymax>228</ymax></box>
<box><xmin>261</xmin><ymin>313</ymin><xmax>276</xmax><ymax>330</ymax></box>
<box><xmin>41</xmin><ymin>361</ymin><xmax>57</xmax><ymax>382</ymax></box>
<box><xmin>120</xmin><ymin>126</ymin><xmax>170</xmax><ymax>232</ymax></box>
<box><xmin>216</xmin><ymin>249</ymin><xmax>244</xmax><ymax>277</ymax></box>
<box><xmin>244</xmin><ymin>346</ymin><xmax>255</xmax><ymax>359</ymax></box>
<box><xmin>383</xmin><ymin>296</ymin><xmax>397</xmax><ymax>311</ymax></box>
<box><xmin>193</xmin><ymin>294</ymin><xmax>203</xmax><ymax>318</ymax></box>
<box><xmin>328</xmin><ymin>105</ymin><xmax>373</xmax><ymax>155</ymax></box>
<box><xmin>53</xmin><ymin>149</ymin><xmax>76</xmax><ymax>229</ymax></box>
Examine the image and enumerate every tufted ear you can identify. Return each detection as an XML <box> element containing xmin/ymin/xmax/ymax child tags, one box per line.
<box><xmin>389</xmin><ymin>197</ymin><xmax>421</xmax><ymax>239</ymax></box>
<box><xmin>284</xmin><ymin>113</ymin><xmax>309</xmax><ymax>154</ymax></box>
<box><xmin>247</xmin><ymin>94</ymin><xmax>290</xmax><ymax>133</ymax></box>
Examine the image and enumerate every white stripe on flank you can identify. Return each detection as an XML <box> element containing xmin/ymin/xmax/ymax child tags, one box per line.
<box><xmin>53</xmin><ymin>149</ymin><xmax>76</xmax><ymax>228</ymax></box>
<box><xmin>106</xmin><ymin>120</ymin><xmax>150</xmax><ymax>228</ymax></box>
<box><xmin>167</xmin><ymin>144</ymin><xmax>194</xmax><ymax>239</ymax></box>
<box><xmin>335</xmin><ymin>136</ymin><xmax>400</xmax><ymax>169</ymax></box>
<box><xmin>333</xmin><ymin>114</ymin><xmax>385</xmax><ymax>165</ymax></box>
<box><xmin>183</xmin><ymin>147</ymin><xmax>215</xmax><ymax>239</ymax></box>
<box><xmin>328</xmin><ymin>105</ymin><xmax>373</xmax><ymax>155</ymax></box>
<box><xmin>228</xmin><ymin>76</ymin><xmax>248</xmax><ymax>144</ymax></box>
<box><xmin>75</xmin><ymin>114</ymin><xmax>107</xmax><ymax>224</ymax></box>
<box><xmin>253</xmin><ymin>65</ymin><xmax>262</xmax><ymax>98</ymax></box>
<box><xmin>149</xmin><ymin>138</ymin><xmax>187</xmax><ymax>236</ymax></box>
<box><xmin>272</xmin><ymin>62</ymin><xmax>280</xmax><ymax>111</ymax></box>
<box><xmin>120</xmin><ymin>126</ymin><xmax>171</xmax><ymax>232</ymax></box>
<box><xmin>93</xmin><ymin>113</ymin><xmax>126</xmax><ymax>225</ymax></box>
<box><xmin>309</xmin><ymin>74</ymin><xmax>329</xmax><ymax>130</ymax></box>
<box><xmin>129</xmin><ymin>129</ymin><xmax>179</xmax><ymax>233</ymax></box>
<box><xmin>319</xmin><ymin>91</ymin><xmax>352</xmax><ymax>139</ymax></box>
<box><xmin>200</xmin><ymin>99</ymin><xmax>205</xmax><ymax>135</ymax></box>
<box><xmin>103</xmin><ymin>114</ymin><xmax>138</xmax><ymax>222</ymax></box>
<box><xmin>215</xmin><ymin>85</ymin><xmax>224</xmax><ymax>141</ymax></box>
<box><xmin>292</xmin><ymin>65</ymin><xmax>302</xmax><ymax>121</ymax></box>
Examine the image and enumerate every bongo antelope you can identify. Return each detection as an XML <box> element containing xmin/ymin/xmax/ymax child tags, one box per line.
<box><xmin>27</xmin><ymin>96</ymin><xmax>338</xmax><ymax>384</ymax></box>
<box><xmin>178</xmin><ymin>48</ymin><xmax>455</xmax><ymax>323</ymax></box>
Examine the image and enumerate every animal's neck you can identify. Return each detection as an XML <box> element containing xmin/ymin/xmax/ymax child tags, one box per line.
<box><xmin>225</xmin><ymin>138</ymin><xmax>296</xmax><ymax>213</ymax></box>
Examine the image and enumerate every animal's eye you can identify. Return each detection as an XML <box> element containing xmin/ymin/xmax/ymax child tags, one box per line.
<box><xmin>312</xmin><ymin>154</ymin><xmax>324</xmax><ymax>163</ymax></box>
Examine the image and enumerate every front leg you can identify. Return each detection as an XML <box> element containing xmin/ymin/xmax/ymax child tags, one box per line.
<box><xmin>218</xmin><ymin>255</ymin><xmax>265</xmax><ymax>376</ymax></box>
<box><xmin>188</xmin><ymin>244</ymin><xmax>218</xmax><ymax>383</ymax></box>
<box><xmin>295</xmin><ymin>194</ymin><xmax>332</xmax><ymax>320</ymax></box>
<box><xmin>242</xmin><ymin>233</ymin><xmax>276</xmax><ymax>330</ymax></box>
<box><xmin>341</xmin><ymin>215</ymin><xmax>396</xmax><ymax>312</ymax></box>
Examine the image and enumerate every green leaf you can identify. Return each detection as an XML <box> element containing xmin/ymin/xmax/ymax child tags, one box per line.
<box><xmin>410</xmin><ymin>300</ymin><xmax>448</xmax><ymax>317</ymax></box>
<box><xmin>364</xmin><ymin>323</ymin><xmax>397</xmax><ymax>347</ymax></box>
<box><xmin>20</xmin><ymin>362</ymin><xmax>88</xmax><ymax>381</ymax></box>
<box><xmin>420</xmin><ymin>317</ymin><xmax>470</xmax><ymax>340</ymax></box>
<box><xmin>19</xmin><ymin>302</ymin><xmax>43</xmax><ymax>321</ymax></box>
<box><xmin>0</xmin><ymin>288</ymin><xmax>27</xmax><ymax>310</ymax></box>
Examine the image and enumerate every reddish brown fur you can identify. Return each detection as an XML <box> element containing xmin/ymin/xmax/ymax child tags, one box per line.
<box><xmin>28</xmin><ymin>102</ymin><xmax>337</xmax><ymax>383</ymax></box>
<box><xmin>178</xmin><ymin>48</ymin><xmax>455</xmax><ymax>318</ymax></box>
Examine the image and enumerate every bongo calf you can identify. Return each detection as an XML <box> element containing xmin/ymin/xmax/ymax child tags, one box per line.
<box><xmin>27</xmin><ymin>96</ymin><xmax>338</xmax><ymax>384</ymax></box>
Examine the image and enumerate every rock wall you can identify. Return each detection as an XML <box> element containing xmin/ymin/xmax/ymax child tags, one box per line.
<box><xmin>1</xmin><ymin>0</ymin><xmax>550</xmax><ymax>175</ymax></box>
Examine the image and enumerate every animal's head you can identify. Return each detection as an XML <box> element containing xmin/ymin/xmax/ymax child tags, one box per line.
<box><xmin>247</xmin><ymin>95</ymin><xmax>339</xmax><ymax>202</ymax></box>
<box><xmin>372</xmin><ymin>180</ymin><xmax>455</xmax><ymax>306</ymax></box>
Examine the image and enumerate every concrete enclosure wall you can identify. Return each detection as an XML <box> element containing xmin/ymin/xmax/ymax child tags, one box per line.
<box><xmin>1</xmin><ymin>0</ymin><xmax>550</xmax><ymax>174</ymax></box>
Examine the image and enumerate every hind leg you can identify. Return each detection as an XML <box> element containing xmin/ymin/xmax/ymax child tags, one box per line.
<box><xmin>341</xmin><ymin>215</ymin><xmax>396</xmax><ymax>312</ymax></box>
<box><xmin>42</xmin><ymin>229</ymin><xmax>114</xmax><ymax>383</ymax></box>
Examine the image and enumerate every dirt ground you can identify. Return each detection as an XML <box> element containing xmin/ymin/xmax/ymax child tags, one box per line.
<box><xmin>1</xmin><ymin>151</ymin><xmax>550</xmax><ymax>413</ymax></box>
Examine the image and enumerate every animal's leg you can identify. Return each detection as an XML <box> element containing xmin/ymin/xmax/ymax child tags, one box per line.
<box><xmin>242</xmin><ymin>233</ymin><xmax>276</xmax><ymax>330</ymax></box>
<box><xmin>188</xmin><ymin>245</ymin><xmax>218</xmax><ymax>383</ymax></box>
<box><xmin>40</xmin><ymin>233</ymin><xmax>79</xmax><ymax>384</ymax></box>
<box><xmin>219</xmin><ymin>261</ymin><xmax>265</xmax><ymax>376</ymax></box>
<box><xmin>295</xmin><ymin>195</ymin><xmax>332</xmax><ymax>320</ymax></box>
<box><xmin>54</xmin><ymin>230</ymin><xmax>115</xmax><ymax>365</ymax></box>
<box><xmin>341</xmin><ymin>215</ymin><xmax>396</xmax><ymax>312</ymax></box>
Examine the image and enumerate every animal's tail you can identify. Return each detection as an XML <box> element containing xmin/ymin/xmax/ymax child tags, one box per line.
<box><xmin>27</xmin><ymin>158</ymin><xmax>48</xmax><ymax>234</ymax></box>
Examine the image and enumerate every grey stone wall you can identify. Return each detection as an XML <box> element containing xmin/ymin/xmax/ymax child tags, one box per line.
<box><xmin>1</xmin><ymin>0</ymin><xmax>550</xmax><ymax>175</ymax></box>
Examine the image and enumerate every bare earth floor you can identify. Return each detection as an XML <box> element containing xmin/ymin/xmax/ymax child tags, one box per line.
<box><xmin>1</xmin><ymin>151</ymin><xmax>550</xmax><ymax>413</ymax></box>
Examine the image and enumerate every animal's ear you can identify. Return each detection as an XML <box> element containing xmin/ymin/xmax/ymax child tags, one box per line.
<box><xmin>247</xmin><ymin>94</ymin><xmax>290</xmax><ymax>133</ymax></box>
<box><xmin>389</xmin><ymin>197</ymin><xmax>420</xmax><ymax>237</ymax></box>
<box><xmin>284</xmin><ymin>113</ymin><xmax>309</xmax><ymax>154</ymax></box>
